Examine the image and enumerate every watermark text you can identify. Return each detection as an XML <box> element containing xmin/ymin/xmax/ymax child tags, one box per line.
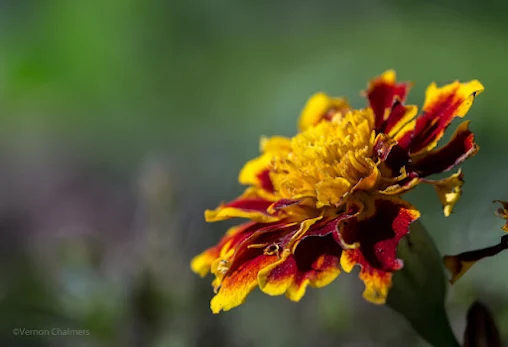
<box><xmin>12</xmin><ymin>327</ymin><xmax>90</xmax><ymax>337</ymax></box>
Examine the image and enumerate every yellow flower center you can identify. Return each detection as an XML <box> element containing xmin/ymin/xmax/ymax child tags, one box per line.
<box><xmin>270</xmin><ymin>109</ymin><xmax>377</xmax><ymax>208</ymax></box>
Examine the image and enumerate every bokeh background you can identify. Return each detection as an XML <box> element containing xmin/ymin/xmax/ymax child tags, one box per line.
<box><xmin>1</xmin><ymin>1</ymin><xmax>508</xmax><ymax>346</ymax></box>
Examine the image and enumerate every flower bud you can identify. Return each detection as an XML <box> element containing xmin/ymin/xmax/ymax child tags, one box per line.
<box><xmin>463</xmin><ymin>301</ymin><xmax>501</xmax><ymax>347</ymax></box>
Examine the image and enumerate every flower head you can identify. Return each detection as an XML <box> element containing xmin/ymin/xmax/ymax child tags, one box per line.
<box><xmin>192</xmin><ymin>70</ymin><xmax>483</xmax><ymax>313</ymax></box>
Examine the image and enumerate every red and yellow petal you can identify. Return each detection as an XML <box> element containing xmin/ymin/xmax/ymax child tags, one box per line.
<box><xmin>383</xmin><ymin>102</ymin><xmax>418</xmax><ymax>140</ymax></box>
<box><xmin>298</xmin><ymin>92</ymin><xmax>350</xmax><ymax>131</ymax></box>
<box><xmin>412</xmin><ymin>121</ymin><xmax>478</xmax><ymax>177</ymax></box>
<box><xmin>338</xmin><ymin>196</ymin><xmax>420</xmax><ymax>304</ymax></box>
<box><xmin>190</xmin><ymin>222</ymin><xmax>260</xmax><ymax>277</ymax></box>
<box><xmin>210</xmin><ymin>217</ymin><xmax>320</xmax><ymax>312</ymax></box>
<box><xmin>238</xmin><ymin>154</ymin><xmax>275</xmax><ymax>192</ymax></box>
<box><xmin>404</xmin><ymin>79</ymin><xmax>484</xmax><ymax>155</ymax></box>
<box><xmin>205</xmin><ymin>188</ymin><xmax>280</xmax><ymax>223</ymax></box>
<box><xmin>218</xmin><ymin>222</ymin><xmax>302</xmax><ymax>281</ymax></box>
<box><xmin>377</xmin><ymin>141</ymin><xmax>412</xmax><ymax>179</ymax></box>
<box><xmin>365</xmin><ymin>70</ymin><xmax>412</xmax><ymax>131</ymax></box>
<box><xmin>258</xmin><ymin>234</ymin><xmax>342</xmax><ymax>302</ymax></box>
<box><xmin>191</xmin><ymin>250</ymin><xmax>220</xmax><ymax>277</ymax></box>
<box><xmin>197</xmin><ymin>222</ymin><xmax>301</xmax><ymax>296</ymax></box>
<box><xmin>358</xmin><ymin>266</ymin><xmax>393</xmax><ymax>304</ymax></box>
<box><xmin>211</xmin><ymin>253</ymin><xmax>279</xmax><ymax>313</ymax></box>
<box><xmin>239</xmin><ymin>136</ymin><xmax>292</xmax><ymax>192</ymax></box>
<box><xmin>444</xmin><ymin>235</ymin><xmax>508</xmax><ymax>284</ymax></box>
<box><xmin>258</xmin><ymin>219</ymin><xmax>343</xmax><ymax>302</ymax></box>
<box><xmin>340</xmin><ymin>196</ymin><xmax>420</xmax><ymax>271</ymax></box>
<box><xmin>341</xmin><ymin>250</ymin><xmax>393</xmax><ymax>304</ymax></box>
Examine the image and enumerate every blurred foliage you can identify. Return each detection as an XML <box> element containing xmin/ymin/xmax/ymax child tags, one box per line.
<box><xmin>1</xmin><ymin>0</ymin><xmax>508</xmax><ymax>346</ymax></box>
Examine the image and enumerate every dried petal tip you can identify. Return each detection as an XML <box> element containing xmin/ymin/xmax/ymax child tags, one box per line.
<box><xmin>463</xmin><ymin>301</ymin><xmax>501</xmax><ymax>347</ymax></box>
<box><xmin>444</xmin><ymin>235</ymin><xmax>508</xmax><ymax>284</ymax></box>
<box><xmin>493</xmin><ymin>200</ymin><xmax>508</xmax><ymax>231</ymax></box>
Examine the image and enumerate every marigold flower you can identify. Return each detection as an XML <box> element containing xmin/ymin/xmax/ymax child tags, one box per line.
<box><xmin>192</xmin><ymin>70</ymin><xmax>483</xmax><ymax>313</ymax></box>
<box><xmin>444</xmin><ymin>201</ymin><xmax>508</xmax><ymax>284</ymax></box>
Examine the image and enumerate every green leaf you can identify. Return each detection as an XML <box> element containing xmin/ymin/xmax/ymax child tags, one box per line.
<box><xmin>387</xmin><ymin>221</ymin><xmax>459</xmax><ymax>347</ymax></box>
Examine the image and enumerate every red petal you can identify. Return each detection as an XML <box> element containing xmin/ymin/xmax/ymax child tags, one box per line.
<box><xmin>225</xmin><ymin>222</ymin><xmax>301</xmax><ymax>275</ymax></box>
<box><xmin>258</xmin><ymin>233</ymin><xmax>342</xmax><ymax>301</ymax></box>
<box><xmin>205</xmin><ymin>189</ymin><xmax>280</xmax><ymax>223</ymax></box>
<box><xmin>339</xmin><ymin>197</ymin><xmax>420</xmax><ymax>272</ymax></box>
<box><xmin>211</xmin><ymin>219</ymin><xmax>321</xmax><ymax>311</ymax></box>
<box><xmin>381</xmin><ymin>101</ymin><xmax>418</xmax><ymax>139</ymax></box>
<box><xmin>365</xmin><ymin>70</ymin><xmax>411</xmax><ymax>131</ymax></box>
<box><xmin>226</xmin><ymin>197</ymin><xmax>273</xmax><ymax>211</ymax></box>
<box><xmin>257</xmin><ymin>168</ymin><xmax>275</xmax><ymax>193</ymax></box>
<box><xmin>380</xmin><ymin>143</ymin><xmax>411</xmax><ymax>178</ymax></box>
<box><xmin>412</xmin><ymin>121</ymin><xmax>478</xmax><ymax>177</ymax></box>
<box><xmin>409</xmin><ymin>80</ymin><xmax>483</xmax><ymax>154</ymax></box>
<box><xmin>211</xmin><ymin>253</ymin><xmax>279</xmax><ymax>313</ymax></box>
<box><xmin>191</xmin><ymin>221</ymin><xmax>259</xmax><ymax>277</ymax></box>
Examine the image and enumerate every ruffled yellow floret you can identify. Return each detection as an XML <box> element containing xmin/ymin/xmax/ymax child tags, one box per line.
<box><xmin>270</xmin><ymin>108</ymin><xmax>376</xmax><ymax>208</ymax></box>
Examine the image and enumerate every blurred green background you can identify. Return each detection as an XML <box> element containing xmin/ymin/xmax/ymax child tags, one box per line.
<box><xmin>1</xmin><ymin>1</ymin><xmax>507</xmax><ymax>346</ymax></box>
